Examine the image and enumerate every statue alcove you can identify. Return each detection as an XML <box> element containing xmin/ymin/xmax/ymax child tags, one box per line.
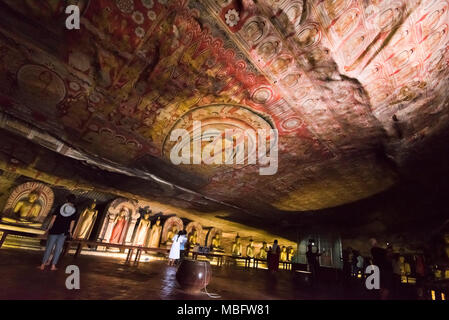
<box><xmin>1</xmin><ymin>182</ymin><xmax>54</xmax><ymax>231</ymax></box>
<box><xmin>97</xmin><ymin>198</ymin><xmax>139</xmax><ymax>246</ymax></box>
<box><xmin>161</xmin><ymin>215</ymin><xmax>184</xmax><ymax>247</ymax></box>
<box><xmin>185</xmin><ymin>221</ymin><xmax>203</xmax><ymax>248</ymax></box>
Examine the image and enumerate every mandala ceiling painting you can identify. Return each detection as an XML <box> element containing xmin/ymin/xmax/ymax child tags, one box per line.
<box><xmin>0</xmin><ymin>0</ymin><xmax>448</xmax><ymax>213</ymax></box>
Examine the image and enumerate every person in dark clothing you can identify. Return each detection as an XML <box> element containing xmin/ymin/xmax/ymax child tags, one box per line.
<box><xmin>306</xmin><ymin>239</ymin><xmax>321</xmax><ymax>281</ymax></box>
<box><xmin>268</xmin><ymin>240</ymin><xmax>281</xmax><ymax>272</ymax></box>
<box><xmin>370</xmin><ymin>238</ymin><xmax>393</xmax><ymax>300</ymax></box>
<box><xmin>341</xmin><ymin>247</ymin><xmax>352</xmax><ymax>284</ymax></box>
<box><xmin>39</xmin><ymin>195</ymin><xmax>77</xmax><ymax>271</ymax></box>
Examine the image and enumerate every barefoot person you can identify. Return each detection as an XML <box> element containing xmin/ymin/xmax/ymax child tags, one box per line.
<box><xmin>39</xmin><ymin>195</ymin><xmax>77</xmax><ymax>271</ymax></box>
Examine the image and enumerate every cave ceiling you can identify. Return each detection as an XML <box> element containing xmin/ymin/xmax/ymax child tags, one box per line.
<box><xmin>0</xmin><ymin>0</ymin><xmax>448</xmax><ymax>215</ymax></box>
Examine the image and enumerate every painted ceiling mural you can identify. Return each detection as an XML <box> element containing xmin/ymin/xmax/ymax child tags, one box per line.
<box><xmin>0</xmin><ymin>0</ymin><xmax>447</xmax><ymax>213</ymax></box>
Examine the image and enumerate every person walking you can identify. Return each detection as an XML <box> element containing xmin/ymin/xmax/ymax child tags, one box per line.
<box><xmin>39</xmin><ymin>195</ymin><xmax>77</xmax><ymax>271</ymax></box>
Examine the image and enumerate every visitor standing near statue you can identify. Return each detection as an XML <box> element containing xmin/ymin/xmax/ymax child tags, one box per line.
<box><xmin>168</xmin><ymin>230</ymin><xmax>187</xmax><ymax>266</ymax></box>
<box><xmin>39</xmin><ymin>195</ymin><xmax>77</xmax><ymax>271</ymax></box>
<box><xmin>267</xmin><ymin>240</ymin><xmax>281</xmax><ymax>272</ymax></box>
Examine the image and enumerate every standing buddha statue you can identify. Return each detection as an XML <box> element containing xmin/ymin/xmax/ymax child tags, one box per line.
<box><xmin>246</xmin><ymin>239</ymin><xmax>255</xmax><ymax>258</ymax></box>
<box><xmin>74</xmin><ymin>200</ymin><xmax>98</xmax><ymax>240</ymax></box>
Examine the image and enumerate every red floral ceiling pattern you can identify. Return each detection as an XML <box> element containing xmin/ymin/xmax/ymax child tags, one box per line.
<box><xmin>0</xmin><ymin>0</ymin><xmax>447</xmax><ymax>212</ymax></box>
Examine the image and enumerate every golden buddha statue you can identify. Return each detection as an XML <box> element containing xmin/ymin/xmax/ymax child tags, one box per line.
<box><xmin>165</xmin><ymin>226</ymin><xmax>178</xmax><ymax>245</ymax></box>
<box><xmin>258</xmin><ymin>242</ymin><xmax>268</xmax><ymax>260</ymax></box>
<box><xmin>280</xmin><ymin>246</ymin><xmax>288</xmax><ymax>262</ymax></box>
<box><xmin>13</xmin><ymin>192</ymin><xmax>42</xmax><ymax>222</ymax></box>
<box><xmin>74</xmin><ymin>201</ymin><xmax>98</xmax><ymax>240</ymax></box>
<box><xmin>134</xmin><ymin>213</ymin><xmax>151</xmax><ymax>246</ymax></box>
<box><xmin>231</xmin><ymin>235</ymin><xmax>242</xmax><ymax>256</ymax></box>
<box><xmin>246</xmin><ymin>239</ymin><xmax>255</xmax><ymax>258</ymax></box>
<box><xmin>287</xmin><ymin>246</ymin><xmax>294</xmax><ymax>261</ymax></box>
<box><xmin>188</xmin><ymin>230</ymin><xmax>199</xmax><ymax>248</ymax></box>
<box><xmin>211</xmin><ymin>233</ymin><xmax>224</xmax><ymax>252</ymax></box>
<box><xmin>147</xmin><ymin>217</ymin><xmax>162</xmax><ymax>248</ymax></box>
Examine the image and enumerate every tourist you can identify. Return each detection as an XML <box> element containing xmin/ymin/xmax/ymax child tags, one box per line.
<box><xmin>414</xmin><ymin>254</ymin><xmax>427</xmax><ymax>299</ymax></box>
<box><xmin>369</xmin><ymin>238</ymin><xmax>393</xmax><ymax>300</ymax></box>
<box><xmin>341</xmin><ymin>247</ymin><xmax>352</xmax><ymax>284</ymax></box>
<box><xmin>179</xmin><ymin>230</ymin><xmax>188</xmax><ymax>259</ymax></box>
<box><xmin>168</xmin><ymin>230</ymin><xmax>187</xmax><ymax>266</ymax></box>
<box><xmin>391</xmin><ymin>253</ymin><xmax>402</xmax><ymax>299</ymax></box>
<box><xmin>39</xmin><ymin>195</ymin><xmax>77</xmax><ymax>271</ymax></box>
<box><xmin>306</xmin><ymin>239</ymin><xmax>321</xmax><ymax>281</ymax></box>
<box><xmin>268</xmin><ymin>240</ymin><xmax>281</xmax><ymax>272</ymax></box>
<box><xmin>354</xmin><ymin>251</ymin><xmax>364</xmax><ymax>277</ymax></box>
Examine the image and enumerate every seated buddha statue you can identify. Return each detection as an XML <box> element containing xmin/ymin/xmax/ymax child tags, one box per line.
<box><xmin>13</xmin><ymin>192</ymin><xmax>42</xmax><ymax>223</ymax></box>
<box><xmin>257</xmin><ymin>242</ymin><xmax>268</xmax><ymax>260</ymax></box>
<box><xmin>231</xmin><ymin>235</ymin><xmax>242</xmax><ymax>256</ymax></box>
<box><xmin>165</xmin><ymin>226</ymin><xmax>178</xmax><ymax>245</ymax></box>
<box><xmin>246</xmin><ymin>239</ymin><xmax>255</xmax><ymax>258</ymax></box>
<box><xmin>280</xmin><ymin>246</ymin><xmax>288</xmax><ymax>262</ymax></box>
<box><xmin>188</xmin><ymin>230</ymin><xmax>199</xmax><ymax>248</ymax></box>
<box><xmin>211</xmin><ymin>233</ymin><xmax>224</xmax><ymax>252</ymax></box>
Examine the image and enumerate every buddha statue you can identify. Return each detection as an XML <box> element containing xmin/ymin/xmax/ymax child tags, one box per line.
<box><xmin>231</xmin><ymin>235</ymin><xmax>242</xmax><ymax>256</ymax></box>
<box><xmin>133</xmin><ymin>212</ymin><xmax>151</xmax><ymax>246</ymax></box>
<box><xmin>287</xmin><ymin>246</ymin><xmax>294</xmax><ymax>262</ymax></box>
<box><xmin>280</xmin><ymin>246</ymin><xmax>288</xmax><ymax>262</ymax></box>
<box><xmin>188</xmin><ymin>230</ymin><xmax>199</xmax><ymax>248</ymax></box>
<box><xmin>74</xmin><ymin>201</ymin><xmax>98</xmax><ymax>240</ymax></box>
<box><xmin>399</xmin><ymin>256</ymin><xmax>411</xmax><ymax>276</ymax></box>
<box><xmin>110</xmin><ymin>209</ymin><xmax>128</xmax><ymax>244</ymax></box>
<box><xmin>13</xmin><ymin>192</ymin><xmax>42</xmax><ymax>222</ymax></box>
<box><xmin>258</xmin><ymin>242</ymin><xmax>268</xmax><ymax>260</ymax></box>
<box><xmin>211</xmin><ymin>233</ymin><xmax>224</xmax><ymax>252</ymax></box>
<box><xmin>147</xmin><ymin>217</ymin><xmax>162</xmax><ymax>248</ymax></box>
<box><xmin>246</xmin><ymin>239</ymin><xmax>255</xmax><ymax>258</ymax></box>
<box><xmin>165</xmin><ymin>226</ymin><xmax>178</xmax><ymax>245</ymax></box>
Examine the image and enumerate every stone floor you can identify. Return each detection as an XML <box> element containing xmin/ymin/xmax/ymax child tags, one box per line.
<box><xmin>0</xmin><ymin>248</ymin><xmax>389</xmax><ymax>300</ymax></box>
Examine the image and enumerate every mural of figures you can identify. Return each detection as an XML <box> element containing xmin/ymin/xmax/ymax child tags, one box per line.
<box><xmin>147</xmin><ymin>217</ymin><xmax>162</xmax><ymax>248</ymax></box>
<box><xmin>206</xmin><ymin>228</ymin><xmax>224</xmax><ymax>252</ymax></box>
<box><xmin>231</xmin><ymin>234</ymin><xmax>242</xmax><ymax>256</ymax></box>
<box><xmin>133</xmin><ymin>211</ymin><xmax>151</xmax><ymax>246</ymax></box>
<box><xmin>97</xmin><ymin>198</ymin><xmax>139</xmax><ymax>245</ymax></box>
<box><xmin>185</xmin><ymin>221</ymin><xmax>203</xmax><ymax>248</ymax></box>
<box><xmin>257</xmin><ymin>241</ymin><xmax>268</xmax><ymax>260</ymax></box>
<box><xmin>1</xmin><ymin>182</ymin><xmax>54</xmax><ymax>228</ymax></box>
<box><xmin>161</xmin><ymin>216</ymin><xmax>184</xmax><ymax>246</ymax></box>
<box><xmin>73</xmin><ymin>200</ymin><xmax>98</xmax><ymax>240</ymax></box>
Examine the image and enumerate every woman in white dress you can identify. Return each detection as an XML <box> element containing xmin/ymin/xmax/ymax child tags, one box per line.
<box><xmin>168</xmin><ymin>231</ymin><xmax>186</xmax><ymax>266</ymax></box>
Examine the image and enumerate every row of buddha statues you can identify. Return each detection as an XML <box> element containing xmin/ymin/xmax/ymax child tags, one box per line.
<box><xmin>0</xmin><ymin>183</ymin><xmax>296</xmax><ymax>260</ymax></box>
<box><xmin>230</xmin><ymin>235</ymin><xmax>295</xmax><ymax>262</ymax></box>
